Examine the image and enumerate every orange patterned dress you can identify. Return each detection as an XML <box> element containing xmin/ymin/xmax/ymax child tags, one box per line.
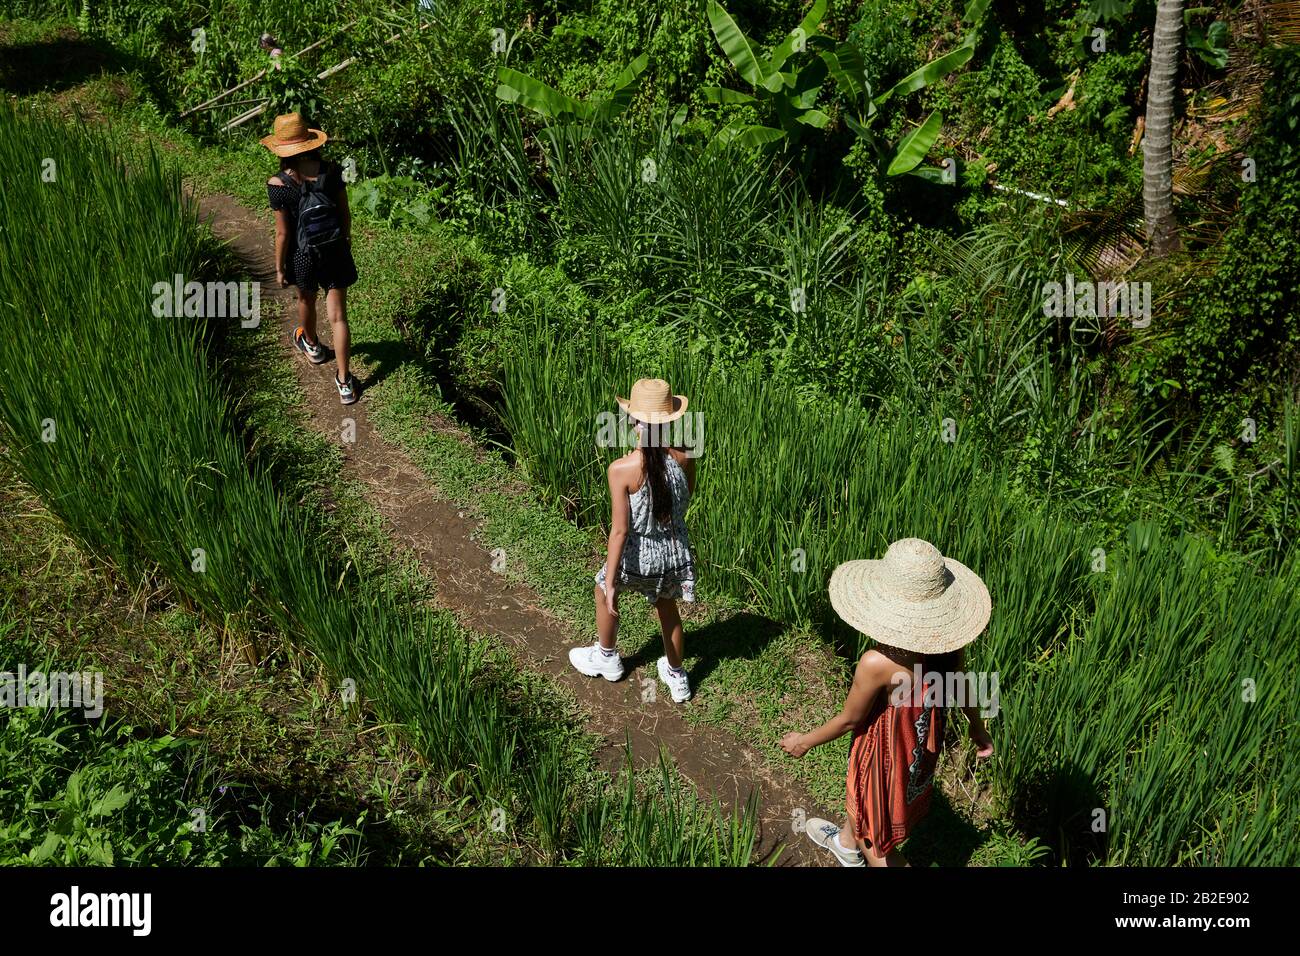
<box><xmin>846</xmin><ymin>678</ymin><xmax>944</xmax><ymax>854</ymax></box>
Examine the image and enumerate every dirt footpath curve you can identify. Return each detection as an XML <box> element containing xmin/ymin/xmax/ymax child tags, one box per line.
<box><xmin>198</xmin><ymin>191</ymin><xmax>837</xmax><ymax>867</ymax></box>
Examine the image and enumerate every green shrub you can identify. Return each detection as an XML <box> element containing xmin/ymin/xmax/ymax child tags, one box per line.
<box><xmin>1156</xmin><ymin>47</ymin><xmax>1300</xmax><ymax>409</ymax></box>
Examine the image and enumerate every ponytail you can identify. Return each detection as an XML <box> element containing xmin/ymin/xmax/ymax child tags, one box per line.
<box><xmin>638</xmin><ymin>422</ymin><xmax>674</xmax><ymax>527</ymax></box>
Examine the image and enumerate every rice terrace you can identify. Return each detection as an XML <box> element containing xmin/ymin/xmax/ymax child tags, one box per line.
<box><xmin>0</xmin><ymin>0</ymin><xmax>1296</xmax><ymax>926</ymax></box>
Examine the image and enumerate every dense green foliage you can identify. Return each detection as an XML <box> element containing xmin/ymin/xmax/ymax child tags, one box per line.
<box><xmin>3</xmin><ymin>0</ymin><xmax>1297</xmax><ymax>866</ymax></box>
<box><xmin>1156</xmin><ymin>46</ymin><xmax>1300</xmax><ymax>408</ymax></box>
<box><xmin>0</xmin><ymin>608</ymin><xmax>371</xmax><ymax>865</ymax></box>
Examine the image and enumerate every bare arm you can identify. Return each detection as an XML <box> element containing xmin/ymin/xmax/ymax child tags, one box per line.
<box><xmin>956</xmin><ymin>650</ymin><xmax>994</xmax><ymax>757</ymax></box>
<box><xmin>781</xmin><ymin>653</ymin><xmax>890</xmax><ymax>757</ymax></box>
<box><xmin>268</xmin><ymin>176</ymin><xmax>289</xmax><ymax>285</ymax></box>
<box><xmin>604</xmin><ymin>459</ymin><xmax>631</xmax><ymax>586</ymax></box>
<box><xmin>336</xmin><ymin>181</ymin><xmax>352</xmax><ymax>243</ymax></box>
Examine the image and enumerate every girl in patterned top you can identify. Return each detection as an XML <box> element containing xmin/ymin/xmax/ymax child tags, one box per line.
<box><xmin>260</xmin><ymin>112</ymin><xmax>359</xmax><ymax>405</ymax></box>
<box><xmin>569</xmin><ymin>379</ymin><xmax>698</xmax><ymax>703</ymax></box>
<box><xmin>782</xmin><ymin>539</ymin><xmax>995</xmax><ymax>867</ymax></box>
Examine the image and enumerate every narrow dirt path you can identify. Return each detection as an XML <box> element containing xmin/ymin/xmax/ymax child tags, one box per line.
<box><xmin>197</xmin><ymin>192</ymin><xmax>835</xmax><ymax>866</ymax></box>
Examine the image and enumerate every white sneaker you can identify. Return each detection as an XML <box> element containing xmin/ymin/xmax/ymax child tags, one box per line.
<box><xmin>804</xmin><ymin>817</ymin><xmax>865</xmax><ymax>867</ymax></box>
<box><xmin>569</xmin><ymin>642</ymin><xmax>624</xmax><ymax>681</ymax></box>
<box><xmin>656</xmin><ymin>656</ymin><xmax>692</xmax><ymax>703</ymax></box>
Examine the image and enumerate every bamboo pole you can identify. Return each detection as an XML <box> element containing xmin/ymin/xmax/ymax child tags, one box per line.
<box><xmin>187</xmin><ymin>97</ymin><xmax>268</xmax><ymax>114</ymax></box>
<box><xmin>220</xmin><ymin>20</ymin><xmax>434</xmax><ymax>133</ymax></box>
<box><xmin>179</xmin><ymin>21</ymin><xmax>357</xmax><ymax>119</ymax></box>
<box><xmin>225</xmin><ymin>102</ymin><xmax>270</xmax><ymax>130</ymax></box>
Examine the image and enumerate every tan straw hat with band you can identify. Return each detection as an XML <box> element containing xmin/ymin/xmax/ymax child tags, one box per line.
<box><xmin>617</xmin><ymin>378</ymin><xmax>688</xmax><ymax>425</ymax></box>
<box><xmin>829</xmin><ymin>538</ymin><xmax>991</xmax><ymax>654</ymax></box>
<box><xmin>260</xmin><ymin>112</ymin><xmax>329</xmax><ymax>157</ymax></box>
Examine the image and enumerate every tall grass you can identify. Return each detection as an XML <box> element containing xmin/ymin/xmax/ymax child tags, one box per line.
<box><xmin>0</xmin><ymin>103</ymin><xmax>756</xmax><ymax>866</ymax></box>
<box><xmin>545</xmin><ymin>118</ymin><xmax>865</xmax><ymax>341</ymax></box>
<box><xmin>499</xmin><ymin>313</ymin><xmax>1300</xmax><ymax>865</ymax></box>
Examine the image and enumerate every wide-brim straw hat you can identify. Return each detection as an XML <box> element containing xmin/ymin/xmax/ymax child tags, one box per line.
<box><xmin>829</xmin><ymin>538</ymin><xmax>991</xmax><ymax>654</ymax></box>
<box><xmin>260</xmin><ymin>112</ymin><xmax>328</xmax><ymax>157</ymax></box>
<box><xmin>617</xmin><ymin>378</ymin><xmax>688</xmax><ymax>425</ymax></box>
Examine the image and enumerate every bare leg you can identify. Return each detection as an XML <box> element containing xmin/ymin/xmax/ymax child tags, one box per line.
<box><xmin>298</xmin><ymin>289</ymin><xmax>318</xmax><ymax>343</ymax></box>
<box><xmin>838</xmin><ymin>817</ymin><xmax>859</xmax><ymax>852</ymax></box>
<box><xmin>843</xmin><ymin>816</ymin><xmax>907</xmax><ymax>865</ymax></box>
<box><xmin>863</xmin><ymin>843</ymin><xmax>909</xmax><ymax>867</ymax></box>
<box><xmin>654</xmin><ymin>598</ymin><xmax>684</xmax><ymax>668</ymax></box>
<box><xmin>326</xmin><ymin>286</ymin><xmax>350</xmax><ymax>380</ymax></box>
<box><xmin>594</xmin><ymin>584</ymin><xmax>619</xmax><ymax>650</ymax></box>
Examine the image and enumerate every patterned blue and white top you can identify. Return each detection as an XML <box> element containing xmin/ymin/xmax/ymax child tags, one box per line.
<box><xmin>595</xmin><ymin>455</ymin><xmax>696</xmax><ymax>603</ymax></box>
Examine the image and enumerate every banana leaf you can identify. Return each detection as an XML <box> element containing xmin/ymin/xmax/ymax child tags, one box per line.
<box><xmin>496</xmin><ymin>67</ymin><xmax>589</xmax><ymax>120</ymax></box>
<box><xmin>874</xmin><ymin>41</ymin><xmax>974</xmax><ymax>106</ymax></box>
<box><xmin>886</xmin><ymin>110</ymin><xmax>944</xmax><ymax>175</ymax></box>
<box><xmin>711</xmin><ymin>119</ymin><xmax>786</xmax><ymax>151</ymax></box>
<box><xmin>591</xmin><ymin>52</ymin><xmax>649</xmax><ymax>120</ymax></box>
<box><xmin>497</xmin><ymin>54</ymin><xmax>648</xmax><ymax>123</ymax></box>
<box><xmin>768</xmin><ymin>0</ymin><xmax>829</xmax><ymax>72</ymax></box>
<box><xmin>819</xmin><ymin>42</ymin><xmax>868</xmax><ymax>100</ymax></box>
<box><xmin>964</xmin><ymin>0</ymin><xmax>993</xmax><ymax>24</ymax></box>
<box><xmin>844</xmin><ymin>112</ymin><xmax>877</xmax><ymax>141</ymax></box>
<box><xmin>707</xmin><ymin>0</ymin><xmax>770</xmax><ymax>87</ymax></box>
<box><xmin>907</xmin><ymin>164</ymin><xmax>951</xmax><ymax>183</ymax></box>
<box><xmin>873</xmin><ymin>0</ymin><xmax>991</xmax><ymax>106</ymax></box>
<box><xmin>790</xmin><ymin>56</ymin><xmax>829</xmax><ymax>108</ymax></box>
<box><xmin>702</xmin><ymin>86</ymin><xmax>760</xmax><ymax>105</ymax></box>
<box><xmin>795</xmin><ymin>109</ymin><xmax>831</xmax><ymax>128</ymax></box>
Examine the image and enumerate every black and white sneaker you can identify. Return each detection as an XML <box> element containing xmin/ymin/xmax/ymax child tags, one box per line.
<box><xmin>335</xmin><ymin>372</ymin><xmax>358</xmax><ymax>405</ymax></box>
<box><xmin>294</xmin><ymin>326</ymin><xmax>329</xmax><ymax>364</ymax></box>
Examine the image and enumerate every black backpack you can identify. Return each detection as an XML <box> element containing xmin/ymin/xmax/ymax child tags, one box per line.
<box><xmin>280</xmin><ymin>163</ymin><xmax>344</xmax><ymax>258</ymax></box>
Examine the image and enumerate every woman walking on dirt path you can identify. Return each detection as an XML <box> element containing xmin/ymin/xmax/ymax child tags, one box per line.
<box><xmin>261</xmin><ymin>112</ymin><xmax>359</xmax><ymax>405</ymax></box>
<box><xmin>781</xmin><ymin>538</ymin><xmax>996</xmax><ymax>867</ymax></box>
<box><xmin>569</xmin><ymin>379</ymin><xmax>698</xmax><ymax>703</ymax></box>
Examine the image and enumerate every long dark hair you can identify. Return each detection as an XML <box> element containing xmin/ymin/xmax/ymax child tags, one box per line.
<box><xmin>879</xmin><ymin>644</ymin><xmax>965</xmax><ymax>705</ymax></box>
<box><xmin>636</xmin><ymin>419</ymin><xmax>675</xmax><ymax>527</ymax></box>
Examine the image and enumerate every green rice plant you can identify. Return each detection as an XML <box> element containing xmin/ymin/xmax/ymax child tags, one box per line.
<box><xmin>502</xmin><ymin>313</ymin><xmax>1092</xmax><ymax>628</ymax></box>
<box><xmin>545</xmin><ymin>116</ymin><xmax>790</xmax><ymax>335</ymax></box>
<box><xmin>1104</xmin><ymin>552</ymin><xmax>1300</xmax><ymax>865</ymax></box>
<box><xmin>444</xmin><ymin>77</ymin><xmax>549</xmax><ymax>248</ymax></box>
<box><xmin>580</xmin><ymin>749</ymin><xmax>760</xmax><ymax>867</ymax></box>
<box><xmin>548</xmin><ymin>117</ymin><xmax>659</xmax><ymax>292</ymax></box>
<box><xmin>497</xmin><ymin>309</ymin><xmax>1298</xmax><ymax>865</ymax></box>
<box><xmin>988</xmin><ymin>524</ymin><xmax>1299</xmax><ymax>865</ymax></box>
<box><xmin>519</xmin><ymin>735</ymin><xmax>575</xmax><ymax>863</ymax></box>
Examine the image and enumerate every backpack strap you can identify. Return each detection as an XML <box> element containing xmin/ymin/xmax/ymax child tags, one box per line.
<box><xmin>278</xmin><ymin>162</ymin><xmax>331</xmax><ymax>193</ymax></box>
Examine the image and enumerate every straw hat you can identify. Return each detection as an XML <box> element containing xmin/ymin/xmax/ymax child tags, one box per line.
<box><xmin>829</xmin><ymin>538</ymin><xmax>991</xmax><ymax>654</ymax></box>
<box><xmin>260</xmin><ymin>112</ymin><xmax>328</xmax><ymax>157</ymax></box>
<box><xmin>617</xmin><ymin>378</ymin><xmax>688</xmax><ymax>425</ymax></box>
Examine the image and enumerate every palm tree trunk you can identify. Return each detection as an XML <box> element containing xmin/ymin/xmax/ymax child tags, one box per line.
<box><xmin>1143</xmin><ymin>0</ymin><xmax>1185</xmax><ymax>257</ymax></box>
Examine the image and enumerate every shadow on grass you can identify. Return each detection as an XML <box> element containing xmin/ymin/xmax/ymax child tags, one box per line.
<box><xmin>903</xmin><ymin>787</ymin><xmax>989</xmax><ymax>867</ymax></box>
<box><xmin>647</xmin><ymin>610</ymin><xmax>785</xmax><ymax>688</ymax></box>
<box><xmin>222</xmin><ymin>775</ymin><xmax>462</xmax><ymax>866</ymax></box>
<box><xmin>0</xmin><ymin>32</ymin><xmax>138</xmax><ymax>97</ymax></box>
<box><xmin>349</xmin><ymin>337</ymin><xmax>413</xmax><ymax>394</ymax></box>
<box><xmin>351</xmin><ymin>293</ymin><xmax>516</xmax><ymax>461</ymax></box>
<box><xmin>1009</xmin><ymin>759</ymin><xmax>1108</xmax><ymax>867</ymax></box>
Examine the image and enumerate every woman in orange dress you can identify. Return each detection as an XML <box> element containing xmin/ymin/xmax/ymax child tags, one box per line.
<box><xmin>781</xmin><ymin>538</ymin><xmax>995</xmax><ymax>867</ymax></box>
